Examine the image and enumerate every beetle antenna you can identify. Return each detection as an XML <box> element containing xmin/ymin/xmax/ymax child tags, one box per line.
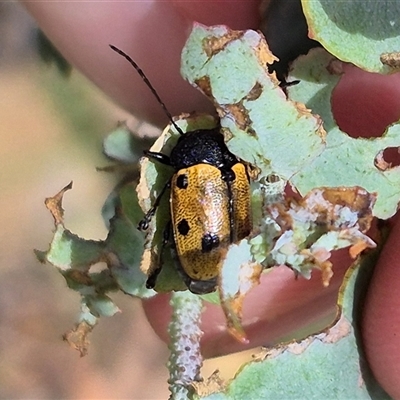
<box><xmin>109</xmin><ymin>45</ymin><xmax>184</xmax><ymax>136</ymax></box>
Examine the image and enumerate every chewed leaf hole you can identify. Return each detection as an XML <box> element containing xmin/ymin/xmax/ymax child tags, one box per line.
<box><xmin>374</xmin><ymin>147</ymin><xmax>400</xmax><ymax>171</ymax></box>
<box><xmin>89</xmin><ymin>262</ymin><xmax>108</xmax><ymax>274</ymax></box>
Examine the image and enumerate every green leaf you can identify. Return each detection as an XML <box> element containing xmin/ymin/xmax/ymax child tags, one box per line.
<box><xmin>289</xmin><ymin>48</ymin><xmax>400</xmax><ymax>219</ymax></box>
<box><xmin>102</xmin><ymin>122</ymin><xmax>153</xmax><ymax>164</ymax></box>
<box><xmin>302</xmin><ymin>0</ymin><xmax>400</xmax><ymax>73</ymax></box>
<box><xmin>45</xmin><ymin>225</ymin><xmax>104</xmax><ymax>271</ymax></box>
<box><xmin>36</xmin><ymin>181</ymin><xmax>154</xmax><ymax>353</ymax></box>
<box><xmin>181</xmin><ymin>24</ymin><xmax>325</xmax><ymax>181</ymax></box>
<box><xmin>218</xmin><ymin>240</ymin><xmax>262</xmax><ymax>343</ymax></box>
<box><xmin>105</xmin><ymin>214</ymin><xmax>151</xmax><ymax>298</ymax></box>
<box><xmin>199</xmin><ymin>249</ymin><xmax>389</xmax><ymax>400</ymax></box>
<box><xmin>84</xmin><ymin>294</ymin><xmax>120</xmax><ymax>317</ymax></box>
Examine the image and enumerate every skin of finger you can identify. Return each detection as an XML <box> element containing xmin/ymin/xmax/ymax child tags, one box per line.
<box><xmin>332</xmin><ymin>64</ymin><xmax>400</xmax><ymax>138</ymax></box>
<box><xmin>335</xmin><ymin>67</ymin><xmax>400</xmax><ymax>397</ymax></box>
<box><xmin>143</xmin><ymin>251</ymin><xmax>351</xmax><ymax>358</ymax></box>
<box><xmin>23</xmin><ymin>1</ymin><xmax>210</xmax><ymax>127</ymax></box>
<box><xmin>171</xmin><ymin>0</ymin><xmax>261</xmax><ymax>29</ymax></box>
<box><xmin>22</xmin><ymin>1</ymin><xmax>260</xmax><ymax>128</ymax></box>
<box><xmin>362</xmin><ymin>217</ymin><xmax>400</xmax><ymax>399</ymax></box>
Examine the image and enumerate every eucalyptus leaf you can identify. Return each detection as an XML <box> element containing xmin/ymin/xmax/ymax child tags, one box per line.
<box><xmin>198</xmin><ymin>249</ymin><xmax>389</xmax><ymax>399</ymax></box>
<box><xmin>302</xmin><ymin>0</ymin><xmax>400</xmax><ymax>73</ymax></box>
<box><xmin>289</xmin><ymin>48</ymin><xmax>400</xmax><ymax>219</ymax></box>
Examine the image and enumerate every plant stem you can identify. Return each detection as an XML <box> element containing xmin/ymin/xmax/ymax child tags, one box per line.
<box><xmin>167</xmin><ymin>291</ymin><xmax>204</xmax><ymax>400</ymax></box>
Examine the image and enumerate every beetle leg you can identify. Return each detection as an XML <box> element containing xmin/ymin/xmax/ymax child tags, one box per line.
<box><xmin>138</xmin><ymin>179</ymin><xmax>171</xmax><ymax>230</ymax></box>
<box><xmin>144</xmin><ymin>151</ymin><xmax>171</xmax><ymax>166</ymax></box>
<box><xmin>146</xmin><ymin>220</ymin><xmax>172</xmax><ymax>289</ymax></box>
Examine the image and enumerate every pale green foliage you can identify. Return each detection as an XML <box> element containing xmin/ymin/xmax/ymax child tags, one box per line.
<box><xmin>181</xmin><ymin>24</ymin><xmax>325</xmax><ymax>180</ymax></box>
<box><xmin>36</xmin><ymin>180</ymin><xmax>154</xmax><ymax>355</ymax></box>
<box><xmin>200</xmin><ymin>250</ymin><xmax>389</xmax><ymax>400</ymax></box>
<box><xmin>289</xmin><ymin>48</ymin><xmax>400</xmax><ymax>219</ymax></box>
<box><xmin>302</xmin><ymin>0</ymin><xmax>400</xmax><ymax>72</ymax></box>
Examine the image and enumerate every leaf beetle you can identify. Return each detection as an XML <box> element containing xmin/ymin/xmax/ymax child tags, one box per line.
<box><xmin>110</xmin><ymin>45</ymin><xmax>252</xmax><ymax>294</ymax></box>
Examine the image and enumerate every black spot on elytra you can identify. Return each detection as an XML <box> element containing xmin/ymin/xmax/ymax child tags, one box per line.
<box><xmin>201</xmin><ymin>233</ymin><xmax>220</xmax><ymax>253</ymax></box>
<box><xmin>177</xmin><ymin>219</ymin><xmax>190</xmax><ymax>236</ymax></box>
<box><xmin>176</xmin><ymin>173</ymin><xmax>188</xmax><ymax>189</ymax></box>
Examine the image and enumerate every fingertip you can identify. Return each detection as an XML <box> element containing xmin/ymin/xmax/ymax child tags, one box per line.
<box><xmin>333</xmin><ymin>67</ymin><xmax>400</xmax><ymax>398</ymax></box>
<box><xmin>23</xmin><ymin>2</ymin><xmax>213</xmax><ymax>126</ymax></box>
<box><xmin>363</xmin><ymin>219</ymin><xmax>400</xmax><ymax>398</ymax></box>
<box><xmin>332</xmin><ymin>65</ymin><xmax>400</xmax><ymax>138</ymax></box>
<box><xmin>171</xmin><ymin>0</ymin><xmax>261</xmax><ymax>30</ymax></box>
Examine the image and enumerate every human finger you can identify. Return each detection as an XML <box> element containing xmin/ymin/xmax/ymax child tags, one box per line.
<box><xmin>23</xmin><ymin>1</ymin><xmax>260</xmax><ymax>127</ymax></box>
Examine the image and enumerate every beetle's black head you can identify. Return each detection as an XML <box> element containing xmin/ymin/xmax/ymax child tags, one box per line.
<box><xmin>169</xmin><ymin>127</ymin><xmax>238</xmax><ymax>170</ymax></box>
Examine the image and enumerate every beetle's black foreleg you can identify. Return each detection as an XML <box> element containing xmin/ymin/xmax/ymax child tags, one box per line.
<box><xmin>138</xmin><ymin>179</ymin><xmax>171</xmax><ymax>231</ymax></box>
<box><xmin>146</xmin><ymin>220</ymin><xmax>172</xmax><ymax>289</ymax></box>
<box><xmin>144</xmin><ymin>150</ymin><xmax>171</xmax><ymax>166</ymax></box>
